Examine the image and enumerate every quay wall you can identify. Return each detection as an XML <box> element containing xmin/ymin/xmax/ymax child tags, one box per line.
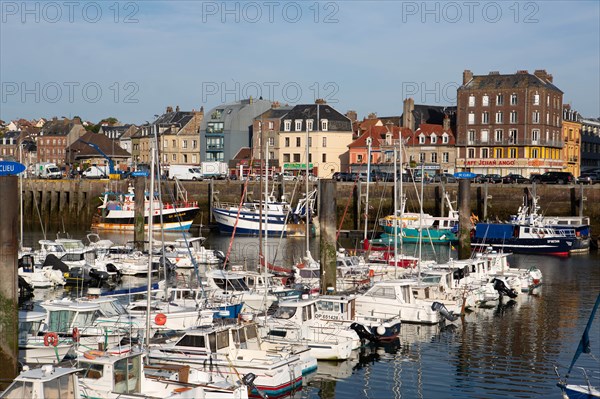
<box><xmin>20</xmin><ymin>179</ymin><xmax>600</xmax><ymax>239</ymax></box>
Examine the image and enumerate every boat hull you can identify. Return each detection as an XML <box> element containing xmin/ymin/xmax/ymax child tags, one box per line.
<box><xmin>213</xmin><ymin>207</ymin><xmax>307</xmax><ymax>237</ymax></box>
<box><xmin>471</xmin><ymin>237</ymin><xmax>574</xmax><ymax>256</ymax></box>
<box><xmin>92</xmin><ymin>207</ymin><xmax>199</xmax><ymax>232</ymax></box>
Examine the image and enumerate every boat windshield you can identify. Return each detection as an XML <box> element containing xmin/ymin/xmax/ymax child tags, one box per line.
<box><xmin>47</xmin><ymin>310</ymin><xmax>77</xmax><ymax>332</ymax></box>
<box><xmin>213</xmin><ymin>277</ymin><xmax>249</xmax><ymax>292</ymax></box>
<box><xmin>273</xmin><ymin>306</ymin><xmax>297</xmax><ymax>319</ymax></box>
<box><xmin>99</xmin><ymin>301</ymin><xmax>128</xmax><ymax>317</ymax></box>
<box><xmin>421</xmin><ymin>275</ymin><xmax>442</xmax><ymax>285</ymax></box>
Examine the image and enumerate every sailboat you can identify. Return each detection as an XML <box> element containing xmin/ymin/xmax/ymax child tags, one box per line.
<box><xmin>556</xmin><ymin>293</ymin><xmax>600</xmax><ymax>398</ymax></box>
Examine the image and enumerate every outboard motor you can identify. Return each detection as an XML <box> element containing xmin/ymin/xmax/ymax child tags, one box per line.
<box><xmin>350</xmin><ymin>322</ymin><xmax>377</xmax><ymax>342</ymax></box>
<box><xmin>215</xmin><ymin>250</ymin><xmax>226</xmax><ymax>263</ymax></box>
<box><xmin>431</xmin><ymin>301</ymin><xmax>459</xmax><ymax>322</ymax></box>
<box><xmin>492</xmin><ymin>277</ymin><xmax>518</xmax><ymax>299</ymax></box>
<box><xmin>89</xmin><ymin>268</ymin><xmax>110</xmax><ymax>287</ymax></box>
<box><xmin>242</xmin><ymin>373</ymin><xmax>268</xmax><ymax>399</ymax></box>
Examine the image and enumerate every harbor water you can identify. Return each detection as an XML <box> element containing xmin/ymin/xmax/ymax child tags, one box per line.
<box><xmin>21</xmin><ymin>230</ymin><xmax>600</xmax><ymax>399</ymax></box>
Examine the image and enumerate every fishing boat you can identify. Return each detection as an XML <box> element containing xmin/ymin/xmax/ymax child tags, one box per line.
<box><xmin>556</xmin><ymin>293</ymin><xmax>600</xmax><ymax>398</ymax></box>
<box><xmin>18</xmin><ymin>310</ymin><xmax>74</xmax><ymax>365</ymax></box>
<box><xmin>91</xmin><ymin>185</ymin><xmax>200</xmax><ymax>232</ymax></box>
<box><xmin>212</xmin><ymin>190</ymin><xmax>316</xmax><ymax>237</ymax></box>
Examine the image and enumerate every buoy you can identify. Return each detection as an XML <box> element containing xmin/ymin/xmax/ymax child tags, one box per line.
<box><xmin>155</xmin><ymin>313</ymin><xmax>167</xmax><ymax>326</ymax></box>
<box><xmin>376</xmin><ymin>325</ymin><xmax>386</xmax><ymax>336</ymax></box>
<box><xmin>43</xmin><ymin>332</ymin><xmax>59</xmax><ymax>347</ymax></box>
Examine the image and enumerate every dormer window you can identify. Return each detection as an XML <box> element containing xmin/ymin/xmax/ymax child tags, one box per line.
<box><xmin>321</xmin><ymin>119</ymin><xmax>328</xmax><ymax>131</ymax></box>
<box><xmin>295</xmin><ymin>120</ymin><xmax>302</xmax><ymax>132</ymax></box>
<box><xmin>385</xmin><ymin>133</ymin><xmax>392</xmax><ymax>145</ymax></box>
<box><xmin>418</xmin><ymin>134</ymin><xmax>426</xmax><ymax>144</ymax></box>
<box><xmin>430</xmin><ymin>134</ymin><xmax>437</xmax><ymax>144</ymax></box>
<box><xmin>284</xmin><ymin>120</ymin><xmax>291</xmax><ymax>132</ymax></box>
<box><xmin>442</xmin><ymin>134</ymin><xmax>449</xmax><ymax>144</ymax></box>
<box><xmin>307</xmin><ymin>119</ymin><xmax>314</xmax><ymax>131</ymax></box>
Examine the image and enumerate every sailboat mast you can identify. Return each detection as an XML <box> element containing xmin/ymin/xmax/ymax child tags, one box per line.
<box><xmin>145</xmin><ymin>145</ymin><xmax>156</xmax><ymax>350</ymax></box>
<box><xmin>264</xmin><ymin>138</ymin><xmax>269</xmax><ymax>316</ymax></box>
<box><xmin>418</xmin><ymin>162</ymin><xmax>424</xmax><ymax>281</ymax></box>
<box><xmin>364</xmin><ymin>137</ymin><xmax>372</xmax><ymax>241</ymax></box>
<box><xmin>305</xmin><ymin>107</ymin><xmax>312</xmax><ymax>254</ymax></box>
<box><xmin>393</xmin><ymin>145</ymin><xmax>398</xmax><ymax>279</ymax></box>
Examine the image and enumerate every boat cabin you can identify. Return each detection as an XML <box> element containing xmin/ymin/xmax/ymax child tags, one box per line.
<box><xmin>42</xmin><ymin>301</ymin><xmax>101</xmax><ymax>333</ymax></box>
<box><xmin>0</xmin><ymin>365</ymin><xmax>80</xmax><ymax>399</ymax></box>
<box><xmin>314</xmin><ymin>296</ymin><xmax>357</xmax><ymax>321</ymax></box>
<box><xmin>173</xmin><ymin>323</ymin><xmax>262</xmax><ymax>354</ymax></box>
<box><xmin>18</xmin><ymin>311</ymin><xmax>46</xmax><ymax>343</ymax></box>
<box><xmin>78</xmin><ymin>351</ymin><xmax>142</xmax><ymax>395</ymax></box>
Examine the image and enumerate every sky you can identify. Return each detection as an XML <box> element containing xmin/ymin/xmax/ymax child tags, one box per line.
<box><xmin>1</xmin><ymin>1</ymin><xmax>599</xmax><ymax>124</ymax></box>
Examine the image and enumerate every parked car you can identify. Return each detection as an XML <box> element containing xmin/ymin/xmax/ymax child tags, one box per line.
<box><xmin>531</xmin><ymin>171</ymin><xmax>575</xmax><ymax>184</ymax></box>
<box><xmin>577</xmin><ymin>172</ymin><xmax>600</xmax><ymax>184</ymax></box>
<box><xmin>432</xmin><ymin>173</ymin><xmax>457</xmax><ymax>183</ymax></box>
<box><xmin>502</xmin><ymin>173</ymin><xmax>530</xmax><ymax>184</ymax></box>
<box><xmin>469</xmin><ymin>174</ymin><xmax>484</xmax><ymax>183</ymax></box>
<box><xmin>276</xmin><ymin>172</ymin><xmax>296</xmax><ymax>181</ymax></box>
<box><xmin>333</xmin><ymin>172</ymin><xmax>356</xmax><ymax>182</ymax></box>
<box><xmin>482</xmin><ymin>174</ymin><xmax>502</xmax><ymax>184</ymax></box>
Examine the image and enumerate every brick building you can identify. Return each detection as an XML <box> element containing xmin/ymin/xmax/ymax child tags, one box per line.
<box><xmin>456</xmin><ymin>69</ymin><xmax>564</xmax><ymax>177</ymax></box>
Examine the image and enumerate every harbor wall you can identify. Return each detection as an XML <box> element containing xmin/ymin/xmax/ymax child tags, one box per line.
<box><xmin>20</xmin><ymin>179</ymin><xmax>600</xmax><ymax>240</ymax></box>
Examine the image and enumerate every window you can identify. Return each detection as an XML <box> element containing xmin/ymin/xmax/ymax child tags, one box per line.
<box><xmin>283</xmin><ymin>153</ymin><xmax>290</xmax><ymax>162</ymax></box>
<box><xmin>442</xmin><ymin>134</ymin><xmax>449</xmax><ymax>144</ymax></box>
<box><xmin>510</xmin><ymin>94</ymin><xmax>518</xmax><ymax>105</ymax></box>
<box><xmin>285</xmin><ymin>137</ymin><xmax>290</xmax><ymax>147</ymax></box>
<box><xmin>192</xmin><ymin>140</ymin><xmax>197</xmax><ymax>148</ymax></box>
<box><xmin>510</xmin><ymin>111</ymin><xmax>518</xmax><ymax>123</ymax></box>
<box><xmin>468</xmin><ymin>95</ymin><xmax>475</xmax><ymax>107</ymax></box>
<box><xmin>308</xmin><ymin>137</ymin><xmax>312</xmax><ymax>147</ymax></box>
<box><xmin>172</xmin><ymin>154</ymin><xmax>176</xmax><ymax>161</ymax></box>
<box><xmin>532</xmin><ymin>111</ymin><xmax>540</xmax><ymax>124</ymax></box>
<box><xmin>268</xmin><ymin>121</ymin><xmax>274</xmax><ymax>129</ymax></box>
<box><xmin>296</xmin><ymin>137</ymin><xmax>301</xmax><ymax>147</ymax></box>
<box><xmin>295</xmin><ymin>120</ymin><xmax>302</xmax><ymax>131</ymax></box>
<box><xmin>468</xmin><ymin>113</ymin><xmax>475</xmax><ymax>124</ymax></box>
<box><xmin>431</xmin><ymin>152</ymin><xmax>437</xmax><ymax>163</ymax></box>
<box><xmin>481</xmin><ymin>148</ymin><xmax>489</xmax><ymax>158</ymax></box>
<box><xmin>183</xmin><ymin>154</ymin><xmax>188</xmax><ymax>163</ymax></box>
<box><xmin>322</xmin><ymin>137</ymin><xmax>327</xmax><ymax>147</ymax></box>
<box><xmin>293</xmin><ymin>153</ymin><xmax>301</xmax><ymax>162</ymax></box>
<box><xmin>357</xmin><ymin>154</ymin><xmax>363</xmax><ymax>163</ymax></box>
<box><xmin>284</xmin><ymin>120</ymin><xmax>291</xmax><ymax>131</ymax></box>
<box><xmin>419</xmin><ymin>134</ymin><xmax>426</xmax><ymax>144</ymax></box>
<box><xmin>431</xmin><ymin>134</ymin><xmax>437</xmax><ymax>144</ymax></box>
<box><xmin>532</xmin><ymin>129</ymin><xmax>540</xmax><ymax>144</ymax></box>
<box><xmin>192</xmin><ymin>154</ymin><xmax>197</xmax><ymax>163</ymax></box>
<box><xmin>419</xmin><ymin>152</ymin><xmax>425</xmax><ymax>162</ymax></box>
<box><xmin>495</xmin><ymin>129</ymin><xmax>503</xmax><ymax>142</ymax></box>
<box><xmin>509</xmin><ymin>148</ymin><xmax>517</xmax><ymax>158</ymax></box>
<box><xmin>268</xmin><ymin>137</ymin><xmax>274</xmax><ymax>146</ymax></box>
<box><xmin>482</xmin><ymin>112</ymin><xmax>489</xmax><ymax>124</ymax></box>
<box><xmin>481</xmin><ymin>129</ymin><xmax>489</xmax><ymax>143</ymax></box>
<box><xmin>533</xmin><ymin>94</ymin><xmax>540</xmax><ymax>105</ymax></box>
<box><xmin>182</xmin><ymin>140</ymin><xmax>188</xmax><ymax>149</ymax></box>
<box><xmin>531</xmin><ymin>148</ymin><xmax>539</xmax><ymax>158</ymax></box>
<box><xmin>509</xmin><ymin>129</ymin><xmax>517</xmax><ymax>144</ymax></box>
<box><xmin>495</xmin><ymin>112</ymin><xmax>503</xmax><ymax>124</ymax></box>
<box><xmin>308</xmin><ymin>153</ymin><xmax>312</xmax><ymax>162</ymax></box>
<box><xmin>442</xmin><ymin>152</ymin><xmax>449</xmax><ymax>163</ymax></box>
<box><xmin>163</xmin><ymin>139</ymin><xmax>168</xmax><ymax>148</ymax></box>
<box><xmin>307</xmin><ymin>119</ymin><xmax>314</xmax><ymax>131</ymax></box>
<box><xmin>321</xmin><ymin>119</ymin><xmax>328</xmax><ymax>131</ymax></box>
<box><xmin>495</xmin><ymin>148</ymin><xmax>503</xmax><ymax>158</ymax></box>
<box><xmin>468</xmin><ymin>130</ymin><xmax>476</xmax><ymax>144</ymax></box>
<box><xmin>467</xmin><ymin>148</ymin><xmax>475</xmax><ymax>158</ymax></box>
<box><xmin>322</xmin><ymin>153</ymin><xmax>327</xmax><ymax>162</ymax></box>
<box><xmin>496</xmin><ymin>94</ymin><xmax>504</xmax><ymax>105</ymax></box>
<box><xmin>482</xmin><ymin>95</ymin><xmax>489</xmax><ymax>106</ymax></box>
<box><xmin>269</xmin><ymin>151</ymin><xmax>274</xmax><ymax>160</ymax></box>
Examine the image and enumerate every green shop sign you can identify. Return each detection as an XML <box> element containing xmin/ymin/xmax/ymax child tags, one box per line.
<box><xmin>283</xmin><ymin>163</ymin><xmax>313</xmax><ymax>169</ymax></box>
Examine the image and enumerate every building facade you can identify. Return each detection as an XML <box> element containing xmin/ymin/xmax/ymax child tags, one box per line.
<box><xmin>456</xmin><ymin>69</ymin><xmax>564</xmax><ymax>177</ymax></box>
<box><xmin>562</xmin><ymin>105</ymin><xmax>581</xmax><ymax>177</ymax></box>
<box><xmin>38</xmin><ymin>117</ymin><xmax>86</xmax><ymax>166</ymax></box>
<box><xmin>580</xmin><ymin>117</ymin><xmax>600</xmax><ymax>170</ymax></box>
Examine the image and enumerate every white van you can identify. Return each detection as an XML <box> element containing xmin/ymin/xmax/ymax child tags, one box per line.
<box><xmin>168</xmin><ymin>165</ymin><xmax>203</xmax><ymax>181</ymax></box>
<box><xmin>82</xmin><ymin>165</ymin><xmax>109</xmax><ymax>179</ymax></box>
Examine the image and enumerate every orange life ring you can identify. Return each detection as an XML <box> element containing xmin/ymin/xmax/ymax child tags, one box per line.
<box><xmin>155</xmin><ymin>313</ymin><xmax>167</xmax><ymax>326</ymax></box>
<box><xmin>43</xmin><ymin>332</ymin><xmax>59</xmax><ymax>347</ymax></box>
<box><xmin>72</xmin><ymin>327</ymin><xmax>80</xmax><ymax>342</ymax></box>
<box><xmin>368</xmin><ymin>269</ymin><xmax>375</xmax><ymax>277</ymax></box>
<box><xmin>83</xmin><ymin>350</ymin><xmax>106</xmax><ymax>360</ymax></box>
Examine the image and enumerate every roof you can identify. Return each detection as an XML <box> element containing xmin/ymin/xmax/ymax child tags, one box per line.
<box><xmin>461</xmin><ymin>72</ymin><xmax>563</xmax><ymax>93</ymax></box>
<box><xmin>66</xmin><ymin>131</ymin><xmax>131</xmax><ymax>159</ymax></box>
<box><xmin>41</xmin><ymin>118</ymin><xmax>83</xmax><ymax>136</ymax></box>
<box><xmin>254</xmin><ymin>106</ymin><xmax>294</xmax><ymax>120</ymax></box>
<box><xmin>231</xmin><ymin>147</ymin><xmax>251</xmax><ymax>161</ymax></box>
<box><xmin>154</xmin><ymin>112</ymin><xmax>194</xmax><ymax>127</ymax></box>
<box><xmin>413</xmin><ymin>123</ymin><xmax>456</xmax><ymax>145</ymax></box>
<box><xmin>348</xmin><ymin>126</ymin><xmax>412</xmax><ymax>149</ymax></box>
<box><xmin>282</xmin><ymin>104</ymin><xmax>352</xmax><ymax>132</ymax></box>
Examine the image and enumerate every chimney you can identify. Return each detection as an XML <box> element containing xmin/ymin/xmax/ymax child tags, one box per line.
<box><xmin>166</xmin><ymin>106</ymin><xmax>173</xmax><ymax>113</ymax></box>
<box><xmin>345</xmin><ymin>110</ymin><xmax>358</xmax><ymax>122</ymax></box>
<box><xmin>489</xmin><ymin>71</ymin><xmax>500</xmax><ymax>75</ymax></box>
<box><xmin>175</xmin><ymin>105</ymin><xmax>180</xmax><ymax>112</ymax></box>
<box><xmin>402</xmin><ymin>98</ymin><xmax>415</xmax><ymax>131</ymax></box>
<box><xmin>463</xmin><ymin>69</ymin><xmax>473</xmax><ymax>85</ymax></box>
<box><xmin>367</xmin><ymin>112</ymin><xmax>377</xmax><ymax>120</ymax></box>
<box><xmin>315</xmin><ymin>98</ymin><xmax>327</xmax><ymax>105</ymax></box>
<box><xmin>52</xmin><ymin>116</ymin><xmax>58</xmax><ymax>121</ymax></box>
<box><xmin>271</xmin><ymin>101</ymin><xmax>280</xmax><ymax>109</ymax></box>
<box><xmin>534</xmin><ymin>69</ymin><xmax>548</xmax><ymax>81</ymax></box>
<box><xmin>443</xmin><ymin>114</ymin><xmax>450</xmax><ymax>131</ymax></box>
<box><xmin>73</xmin><ymin>117</ymin><xmax>82</xmax><ymax>125</ymax></box>
<box><xmin>547</xmin><ymin>74</ymin><xmax>553</xmax><ymax>83</ymax></box>
<box><xmin>517</xmin><ymin>70</ymin><xmax>529</xmax><ymax>74</ymax></box>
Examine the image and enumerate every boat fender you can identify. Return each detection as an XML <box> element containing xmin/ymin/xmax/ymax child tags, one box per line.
<box><xmin>155</xmin><ymin>313</ymin><xmax>167</xmax><ymax>326</ymax></box>
<box><xmin>72</xmin><ymin>327</ymin><xmax>80</xmax><ymax>342</ymax></box>
<box><xmin>43</xmin><ymin>332</ymin><xmax>59</xmax><ymax>347</ymax></box>
<box><xmin>83</xmin><ymin>350</ymin><xmax>105</xmax><ymax>360</ymax></box>
<box><xmin>376</xmin><ymin>325</ymin><xmax>386</xmax><ymax>336</ymax></box>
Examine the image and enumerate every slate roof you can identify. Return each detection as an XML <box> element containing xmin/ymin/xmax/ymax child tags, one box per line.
<box><xmin>99</xmin><ymin>125</ymin><xmax>133</xmax><ymax>139</ymax></box>
<box><xmin>154</xmin><ymin>112</ymin><xmax>194</xmax><ymax>128</ymax></box>
<box><xmin>254</xmin><ymin>106</ymin><xmax>294</xmax><ymax>120</ymax></box>
<box><xmin>283</xmin><ymin>104</ymin><xmax>352</xmax><ymax>132</ymax></box>
<box><xmin>41</xmin><ymin>119</ymin><xmax>81</xmax><ymax>136</ymax></box>
<box><xmin>461</xmin><ymin>73</ymin><xmax>563</xmax><ymax>93</ymax></box>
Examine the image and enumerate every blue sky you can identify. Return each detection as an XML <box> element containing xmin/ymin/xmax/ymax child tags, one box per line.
<box><xmin>1</xmin><ymin>1</ymin><xmax>599</xmax><ymax>124</ymax></box>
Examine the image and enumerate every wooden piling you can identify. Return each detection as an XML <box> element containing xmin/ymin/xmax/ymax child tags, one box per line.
<box><xmin>134</xmin><ymin>176</ymin><xmax>145</xmax><ymax>250</ymax></box>
<box><xmin>319</xmin><ymin>179</ymin><xmax>337</xmax><ymax>294</ymax></box>
<box><xmin>0</xmin><ymin>176</ymin><xmax>19</xmax><ymax>387</ymax></box>
<box><xmin>457</xmin><ymin>179</ymin><xmax>472</xmax><ymax>260</ymax></box>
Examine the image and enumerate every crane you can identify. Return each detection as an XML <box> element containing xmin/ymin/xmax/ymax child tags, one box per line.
<box><xmin>77</xmin><ymin>139</ymin><xmax>118</xmax><ymax>176</ymax></box>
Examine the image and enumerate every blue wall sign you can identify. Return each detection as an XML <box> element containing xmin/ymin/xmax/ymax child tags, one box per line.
<box><xmin>0</xmin><ymin>161</ymin><xmax>26</xmax><ymax>176</ymax></box>
<box><xmin>131</xmin><ymin>171</ymin><xmax>149</xmax><ymax>177</ymax></box>
<box><xmin>454</xmin><ymin>172</ymin><xmax>477</xmax><ymax>179</ymax></box>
